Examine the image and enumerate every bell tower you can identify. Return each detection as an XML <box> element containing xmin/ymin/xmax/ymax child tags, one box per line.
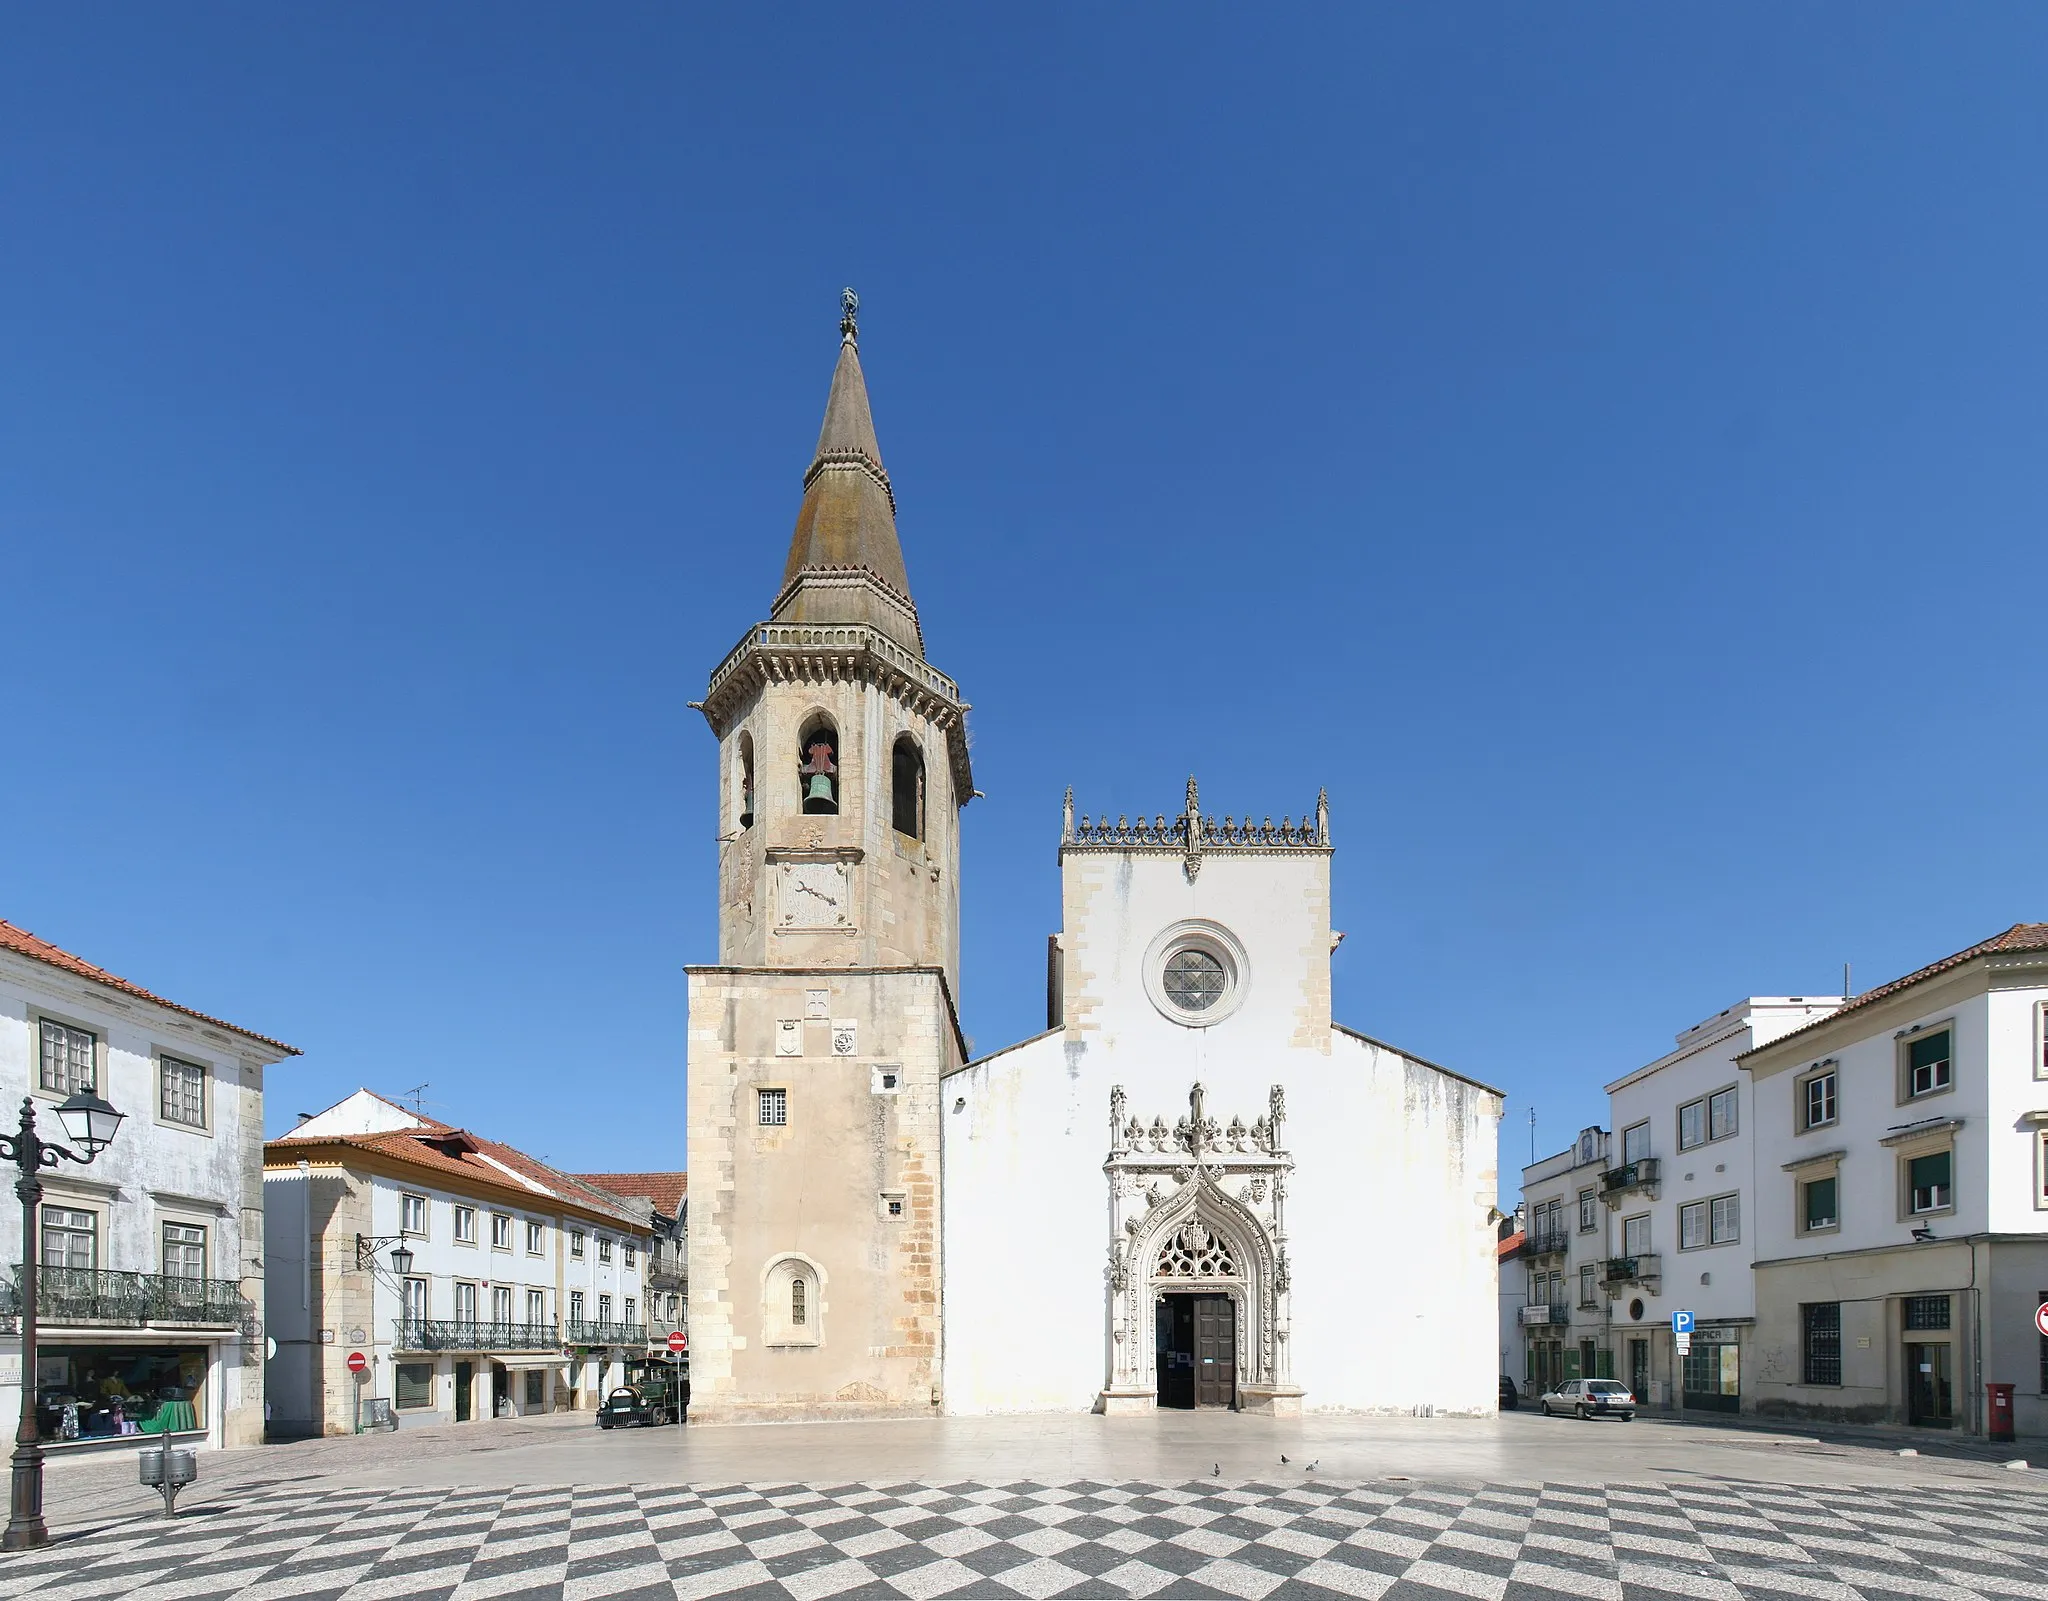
<box><xmin>685</xmin><ymin>292</ymin><xmax>972</xmax><ymax>1422</ymax></box>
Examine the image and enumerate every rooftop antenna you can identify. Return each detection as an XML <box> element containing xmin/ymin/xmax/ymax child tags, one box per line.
<box><xmin>402</xmin><ymin>1082</ymin><xmax>430</xmax><ymax>1115</ymax></box>
<box><xmin>1528</xmin><ymin>1105</ymin><xmax>1537</xmax><ymax>1166</ymax></box>
<box><xmin>1843</xmin><ymin>962</ymin><xmax>1852</xmax><ymax>1000</ymax></box>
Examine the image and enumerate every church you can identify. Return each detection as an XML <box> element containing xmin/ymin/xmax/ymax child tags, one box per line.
<box><xmin>684</xmin><ymin>296</ymin><xmax>1503</xmax><ymax>1423</ymax></box>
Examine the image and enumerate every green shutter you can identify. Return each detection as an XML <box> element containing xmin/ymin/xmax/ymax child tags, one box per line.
<box><xmin>1909</xmin><ymin>1151</ymin><xmax>1951</xmax><ymax>1189</ymax></box>
<box><xmin>1908</xmin><ymin>1033</ymin><xmax>1949</xmax><ymax>1071</ymax></box>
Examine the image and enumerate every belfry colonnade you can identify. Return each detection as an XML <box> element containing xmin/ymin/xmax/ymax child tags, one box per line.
<box><xmin>1098</xmin><ymin>1083</ymin><xmax>1305</xmax><ymax>1416</ymax></box>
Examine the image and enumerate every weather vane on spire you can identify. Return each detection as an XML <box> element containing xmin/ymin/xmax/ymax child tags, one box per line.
<box><xmin>839</xmin><ymin>286</ymin><xmax>859</xmax><ymax>346</ymax></box>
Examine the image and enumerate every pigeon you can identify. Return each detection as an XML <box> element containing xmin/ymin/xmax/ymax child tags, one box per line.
<box><xmin>1213</xmin><ymin>1463</ymin><xmax>1220</xmax><ymax>1477</ymax></box>
<box><xmin>1305</xmin><ymin>1460</ymin><xmax>1319</xmax><ymax>1472</ymax></box>
<box><xmin>1280</xmin><ymin>1455</ymin><xmax>1290</xmax><ymax>1464</ymax></box>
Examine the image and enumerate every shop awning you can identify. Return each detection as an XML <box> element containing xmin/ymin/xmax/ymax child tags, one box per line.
<box><xmin>490</xmin><ymin>1354</ymin><xmax>570</xmax><ymax>1372</ymax></box>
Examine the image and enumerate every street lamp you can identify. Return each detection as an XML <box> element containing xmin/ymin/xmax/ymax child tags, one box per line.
<box><xmin>4</xmin><ymin>1090</ymin><xmax>125</xmax><ymax>1550</ymax></box>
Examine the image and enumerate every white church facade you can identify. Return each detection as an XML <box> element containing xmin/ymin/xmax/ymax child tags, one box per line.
<box><xmin>685</xmin><ymin>296</ymin><xmax>1504</xmax><ymax>1421</ymax></box>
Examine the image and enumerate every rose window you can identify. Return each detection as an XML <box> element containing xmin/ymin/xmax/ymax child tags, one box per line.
<box><xmin>1162</xmin><ymin>949</ymin><xmax>1227</xmax><ymax>1011</ymax></box>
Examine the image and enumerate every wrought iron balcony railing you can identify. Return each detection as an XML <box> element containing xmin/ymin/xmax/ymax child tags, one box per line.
<box><xmin>1517</xmin><ymin>1300</ymin><xmax>1573</xmax><ymax>1328</ymax></box>
<box><xmin>393</xmin><ymin>1319</ymin><xmax>561</xmax><ymax>1352</ymax></box>
<box><xmin>1599</xmin><ymin>1157</ymin><xmax>1660</xmax><ymax>1200</ymax></box>
<box><xmin>1524</xmin><ymin>1227</ymin><xmax>1572</xmax><ymax>1259</ymax></box>
<box><xmin>1601</xmin><ymin>1253</ymin><xmax>1661</xmax><ymax>1288</ymax></box>
<box><xmin>3</xmin><ymin>1266</ymin><xmax>250</xmax><ymax>1329</ymax></box>
<box><xmin>564</xmin><ymin>1320</ymin><xmax>647</xmax><ymax>1347</ymax></box>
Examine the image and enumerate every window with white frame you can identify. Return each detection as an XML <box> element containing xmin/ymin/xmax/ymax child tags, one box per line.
<box><xmin>624</xmin><ymin>1296</ymin><xmax>637</xmax><ymax>1325</ymax></box>
<box><xmin>569</xmin><ymin>1230</ymin><xmax>585</xmax><ymax>1258</ymax></box>
<box><xmin>526</xmin><ymin>1289</ymin><xmax>545</xmax><ymax>1324</ymax></box>
<box><xmin>455</xmin><ymin>1282</ymin><xmax>478</xmax><ymax>1323</ymax></box>
<box><xmin>1679</xmin><ymin>1099</ymin><xmax>1706</xmax><ymax>1151</ymax></box>
<box><xmin>401</xmin><ymin>1193</ymin><xmax>427</xmax><ymax>1235</ymax></box>
<box><xmin>492</xmin><ymin>1286</ymin><xmax>512</xmax><ymax>1323</ymax></box>
<box><xmin>759</xmin><ymin>1087</ymin><xmax>788</xmax><ymax>1126</ymax></box>
<box><xmin>162</xmin><ymin>1222</ymin><xmax>206</xmax><ymax>1280</ymax></box>
<box><xmin>1801</xmin><ymin>1069</ymin><xmax>1837</xmax><ymax>1132</ymax></box>
<box><xmin>1680</xmin><ymin>1087</ymin><xmax>1738</xmax><ymax>1149</ymax></box>
<box><xmin>159</xmin><ymin>1056</ymin><xmax>207</xmax><ymax>1128</ymax></box>
<box><xmin>1801</xmin><ymin>1173</ymin><xmax>1839</xmax><ymax>1232</ymax></box>
<box><xmin>1622</xmin><ymin>1122</ymin><xmax>1650</xmax><ymax>1165</ymax></box>
<box><xmin>1903</xmin><ymin>1028</ymin><xmax>1953</xmax><ymax>1100</ymax></box>
<box><xmin>1908</xmin><ymin>1149</ymin><xmax>1953</xmax><ymax>1214</ymax></box>
<box><xmin>526</xmin><ymin>1220</ymin><xmax>544</xmax><ymax>1254</ymax></box>
<box><xmin>1708</xmin><ymin>1087</ymin><xmax>1737</xmax><ymax>1141</ymax></box>
<box><xmin>454</xmin><ymin>1206</ymin><xmax>476</xmax><ymax>1243</ymax></box>
<box><xmin>569</xmin><ymin>1290</ymin><xmax>585</xmax><ymax>1323</ymax></box>
<box><xmin>1577</xmin><ymin>1189</ymin><xmax>1597</xmax><ymax>1232</ymax></box>
<box><xmin>2039</xmin><ymin>1001</ymin><xmax>2048</xmax><ymax>1079</ymax></box>
<box><xmin>38</xmin><ymin>1020</ymin><xmax>95</xmax><ymax>1095</ymax></box>
<box><xmin>403</xmin><ymin>1277</ymin><xmax>428</xmax><ymax>1322</ymax></box>
<box><xmin>624</xmin><ymin>1244</ymin><xmax>636</xmax><ymax>1269</ymax></box>
<box><xmin>1710</xmin><ymin>1192</ymin><xmax>1739</xmax><ymax>1244</ymax></box>
<box><xmin>1622</xmin><ymin>1213</ymin><xmax>1651</xmax><ymax>1256</ymax></box>
<box><xmin>41</xmin><ymin>1207</ymin><xmax>96</xmax><ymax>1269</ymax></box>
<box><xmin>597</xmin><ymin>1293</ymin><xmax>613</xmax><ymax>1323</ymax></box>
<box><xmin>1679</xmin><ymin>1200</ymin><xmax>1709</xmax><ymax>1250</ymax></box>
<box><xmin>490</xmin><ymin>1213</ymin><xmax>511</xmax><ymax>1249</ymax></box>
<box><xmin>598</xmin><ymin>1237</ymin><xmax>613</xmax><ymax>1264</ymax></box>
<box><xmin>1579</xmin><ymin>1263</ymin><xmax>1598</xmax><ymax>1305</ymax></box>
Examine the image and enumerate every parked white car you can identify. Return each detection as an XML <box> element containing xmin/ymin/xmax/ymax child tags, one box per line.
<box><xmin>1538</xmin><ymin>1378</ymin><xmax>1636</xmax><ymax>1420</ymax></box>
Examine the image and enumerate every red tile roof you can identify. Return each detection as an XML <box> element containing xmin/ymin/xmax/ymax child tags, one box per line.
<box><xmin>0</xmin><ymin>918</ymin><xmax>299</xmax><ymax>1055</ymax></box>
<box><xmin>574</xmin><ymin>1172</ymin><xmax>687</xmax><ymax>1215</ymax></box>
<box><xmin>1741</xmin><ymin>922</ymin><xmax>2048</xmax><ymax>1060</ymax></box>
<box><xmin>1497</xmin><ymin>1230</ymin><xmax>1525</xmax><ymax>1261</ymax></box>
<box><xmin>270</xmin><ymin>1116</ymin><xmax>648</xmax><ymax>1231</ymax></box>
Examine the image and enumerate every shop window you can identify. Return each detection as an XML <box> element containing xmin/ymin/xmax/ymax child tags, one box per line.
<box><xmin>159</xmin><ymin>1056</ymin><xmax>207</xmax><ymax>1129</ymax></box>
<box><xmin>524</xmin><ymin>1371</ymin><xmax>544</xmax><ymax>1408</ymax></box>
<box><xmin>798</xmin><ymin>719</ymin><xmax>839</xmax><ymax>815</ymax></box>
<box><xmin>40</xmin><ymin>1207</ymin><xmax>96</xmax><ymax>1270</ymax></box>
<box><xmin>395</xmin><ymin>1363</ymin><xmax>435</xmax><ymax>1410</ymax></box>
<box><xmin>1802</xmin><ymin>1303</ymin><xmax>1841</xmax><ymax>1386</ymax></box>
<box><xmin>31</xmin><ymin>1346</ymin><xmax>207</xmax><ymax>1441</ymax></box>
<box><xmin>162</xmin><ymin>1223</ymin><xmax>206</xmax><ymax>1281</ymax></box>
<box><xmin>891</xmin><ymin>735</ymin><xmax>925</xmax><ymax>839</ymax></box>
<box><xmin>1801</xmin><ymin>1174</ymin><xmax>1839</xmax><ymax>1232</ymax></box>
<box><xmin>1903</xmin><ymin>1028</ymin><xmax>1953</xmax><ymax>1100</ymax></box>
<box><xmin>1908</xmin><ymin>1150</ymin><xmax>1953</xmax><ymax>1214</ymax></box>
<box><xmin>38</xmin><ymin>1019</ymin><xmax>96</xmax><ymax>1095</ymax></box>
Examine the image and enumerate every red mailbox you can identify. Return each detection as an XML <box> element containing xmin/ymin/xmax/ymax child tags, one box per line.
<box><xmin>1987</xmin><ymin>1382</ymin><xmax>2016</xmax><ymax>1444</ymax></box>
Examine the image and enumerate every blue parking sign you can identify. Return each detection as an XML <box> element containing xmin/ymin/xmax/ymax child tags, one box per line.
<box><xmin>1672</xmin><ymin>1310</ymin><xmax>1695</xmax><ymax>1335</ymax></box>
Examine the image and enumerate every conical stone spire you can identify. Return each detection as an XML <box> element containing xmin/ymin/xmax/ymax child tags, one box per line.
<box><xmin>773</xmin><ymin>288</ymin><xmax>922</xmax><ymax>654</ymax></box>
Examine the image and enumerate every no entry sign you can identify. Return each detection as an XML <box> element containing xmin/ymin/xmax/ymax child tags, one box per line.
<box><xmin>667</xmin><ymin>1331</ymin><xmax>688</xmax><ymax>1354</ymax></box>
<box><xmin>2035</xmin><ymin>1302</ymin><xmax>2048</xmax><ymax>1339</ymax></box>
<box><xmin>346</xmin><ymin>1351</ymin><xmax>368</xmax><ymax>1374</ymax></box>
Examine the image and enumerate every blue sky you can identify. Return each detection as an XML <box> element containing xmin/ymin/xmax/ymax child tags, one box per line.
<box><xmin>4</xmin><ymin>9</ymin><xmax>2043</xmax><ymax>1187</ymax></box>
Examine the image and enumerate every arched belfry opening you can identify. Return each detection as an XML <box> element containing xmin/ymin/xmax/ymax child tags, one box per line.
<box><xmin>735</xmin><ymin>731</ymin><xmax>756</xmax><ymax>830</ymax></box>
<box><xmin>798</xmin><ymin>717</ymin><xmax>839</xmax><ymax>815</ymax></box>
<box><xmin>891</xmin><ymin>735</ymin><xmax>925</xmax><ymax>840</ymax></box>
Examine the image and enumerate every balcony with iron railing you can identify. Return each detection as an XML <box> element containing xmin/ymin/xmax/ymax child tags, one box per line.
<box><xmin>3</xmin><ymin>1266</ymin><xmax>250</xmax><ymax>1331</ymax></box>
<box><xmin>1517</xmin><ymin>1300</ymin><xmax>1573</xmax><ymax>1328</ymax></box>
<box><xmin>1524</xmin><ymin>1227</ymin><xmax>1572</xmax><ymax>1260</ymax></box>
<box><xmin>393</xmin><ymin>1319</ymin><xmax>561</xmax><ymax>1353</ymax></box>
<box><xmin>1601</xmin><ymin>1254</ymin><xmax>1661</xmax><ymax>1289</ymax></box>
<box><xmin>564</xmin><ymin>1320</ymin><xmax>647</xmax><ymax>1348</ymax></box>
<box><xmin>1599</xmin><ymin>1157</ymin><xmax>1660</xmax><ymax>1203</ymax></box>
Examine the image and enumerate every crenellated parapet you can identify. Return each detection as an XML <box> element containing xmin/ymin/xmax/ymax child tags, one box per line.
<box><xmin>1061</xmin><ymin>777</ymin><xmax>1327</xmax><ymax>879</ymax></box>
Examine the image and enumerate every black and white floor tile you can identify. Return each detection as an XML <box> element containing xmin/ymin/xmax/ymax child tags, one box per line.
<box><xmin>4</xmin><ymin>1477</ymin><xmax>2046</xmax><ymax>1600</ymax></box>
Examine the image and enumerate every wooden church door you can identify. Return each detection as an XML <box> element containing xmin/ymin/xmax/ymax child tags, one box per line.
<box><xmin>1193</xmin><ymin>1295</ymin><xmax>1236</xmax><ymax>1408</ymax></box>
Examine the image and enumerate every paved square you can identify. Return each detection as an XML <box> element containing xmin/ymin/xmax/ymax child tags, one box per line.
<box><xmin>5</xmin><ymin>1477</ymin><xmax>2047</xmax><ymax>1600</ymax></box>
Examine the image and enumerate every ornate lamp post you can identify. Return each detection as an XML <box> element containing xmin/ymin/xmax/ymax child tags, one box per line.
<box><xmin>4</xmin><ymin>1090</ymin><xmax>125</xmax><ymax>1551</ymax></box>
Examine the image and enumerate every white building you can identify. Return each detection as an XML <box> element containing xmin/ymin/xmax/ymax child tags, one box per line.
<box><xmin>265</xmin><ymin>1091</ymin><xmax>656</xmax><ymax>1434</ymax></box>
<box><xmin>1510</xmin><ymin>1128</ymin><xmax>1611</xmax><ymax>1397</ymax></box>
<box><xmin>0</xmin><ymin>918</ymin><xmax>298</xmax><ymax>1451</ymax></box>
<box><xmin>1740</xmin><ymin>923</ymin><xmax>2048</xmax><ymax>1438</ymax></box>
<box><xmin>1600</xmin><ymin>998</ymin><xmax>1840</xmax><ymax>1413</ymax></box>
<box><xmin>943</xmin><ymin>787</ymin><xmax>1504</xmax><ymax>1417</ymax></box>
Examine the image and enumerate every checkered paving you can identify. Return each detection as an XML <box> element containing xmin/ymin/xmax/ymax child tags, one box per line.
<box><xmin>4</xmin><ymin>1477</ymin><xmax>2046</xmax><ymax>1600</ymax></box>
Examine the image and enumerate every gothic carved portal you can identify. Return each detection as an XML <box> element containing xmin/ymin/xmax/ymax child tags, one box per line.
<box><xmin>1100</xmin><ymin>1083</ymin><xmax>1302</xmax><ymax>1415</ymax></box>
